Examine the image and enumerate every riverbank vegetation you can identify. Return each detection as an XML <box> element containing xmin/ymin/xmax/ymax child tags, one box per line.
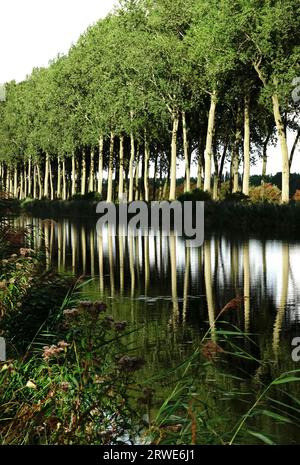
<box><xmin>0</xmin><ymin>0</ymin><xmax>299</xmax><ymax>205</ymax></box>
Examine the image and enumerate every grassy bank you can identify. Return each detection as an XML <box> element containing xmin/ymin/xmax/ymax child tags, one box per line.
<box><xmin>5</xmin><ymin>198</ymin><xmax>300</xmax><ymax>238</ymax></box>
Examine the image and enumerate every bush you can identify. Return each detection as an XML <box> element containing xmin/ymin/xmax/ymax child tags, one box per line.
<box><xmin>178</xmin><ymin>188</ymin><xmax>212</xmax><ymax>202</ymax></box>
<box><xmin>224</xmin><ymin>192</ymin><xmax>249</xmax><ymax>202</ymax></box>
<box><xmin>293</xmin><ymin>189</ymin><xmax>300</xmax><ymax>201</ymax></box>
<box><xmin>70</xmin><ymin>192</ymin><xmax>102</xmax><ymax>201</ymax></box>
<box><xmin>249</xmin><ymin>183</ymin><xmax>281</xmax><ymax>203</ymax></box>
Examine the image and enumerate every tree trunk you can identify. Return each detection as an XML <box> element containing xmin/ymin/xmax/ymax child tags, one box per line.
<box><xmin>134</xmin><ymin>150</ymin><xmax>140</xmax><ymax>200</ymax></box>
<box><xmin>81</xmin><ymin>150</ymin><xmax>86</xmax><ymax>196</ymax></box>
<box><xmin>20</xmin><ymin>170</ymin><xmax>24</xmax><ymax>200</ymax></box>
<box><xmin>129</xmin><ymin>117</ymin><xmax>135</xmax><ymax>202</ymax></box>
<box><xmin>57</xmin><ymin>157</ymin><xmax>62</xmax><ymax>198</ymax></box>
<box><xmin>118</xmin><ymin>136</ymin><xmax>124</xmax><ymax>201</ymax></box>
<box><xmin>107</xmin><ymin>132</ymin><xmax>114</xmax><ymax>202</ymax></box>
<box><xmin>44</xmin><ymin>153</ymin><xmax>49</xmax><ymax>198</ymax></box>
<box><xmin>144</xmin><ymin>130</ymin><xmax>150</xmax><ymax>202</ymax></box>
<box><xmin>28</xmin><ymin>157</ymin><xmax>32</xmax><ymax>197</ymax></box>
<box><xmin>33</xmin><ymin>165</ymin><xmax>37</xmax><ymax>199</ymax></box>
<box><xmin>204</xmin><ymin>90</ymin><xmax>217</xmax><ymax>192</ymax></box>
<box><xmin>37</xmin><ymin>164</ymin><xmax>42</xmax><ymax>199</ymax></box>
<box><xmin>62</xmin><ymin>159</ymin><xmax>67</xmax><ymax>200</ymax></box>
<box><xmin>49</xmin><ymin>159</ymin><xmax>54</xmax><ymax>200</ymax></box>
<box><xmin>23</xmin><ymin>163</ymin><xmax>27</xmax><ymax>198</ymax></box>
<box><xmin>232</xmin><ymin>108</ymin><xmax>242</xmax><ymax>193</ymax></box>
<box><xmin>254</xmin><ymin>64</ymin><xmax>290</xmax><ymax>203</ymax></box>
<box><xmin>169</xmin><ymin>110</ymin><xmax>179</xmax><ymax>201</ymax></box>
<box><xmin>98</xmin><ymin>136</ymin><xmax>103</xmax><ymax>196</ymax></box>
<box><xmin>242</xmin><ymin>96</ymin><xmax>250</xmax><ymax>196</ymax></box>
<box><xmin>182</xmin><ymin>110</ymin><xmax>190</xmax><ymax>192</ymax></box>
<box><xmin>89</xmin><ymin>148</ymin><xmax>95</xmax><ymax>192</ymax></box>
<box><xmin>71</xmin><ymin>152</ymin><xmax>76</xmax><ymax>196</ymax></box>
<box><xmin>289</xmin><ymin>128</ymin><xmax>300</xmax><ymax>170</ymax></box>
<box><xmin>261</xmin><ymin>134</ymin><xmax>270</xmax><ymax>180</ymax></box>
<box><xmin>272</xmin><ymin>92</ymin><xmax>290</xmax><ymax>203</ymax></box>
<box><xmin>13</xmin><ymin>167</ymin><xmax>18</xmax><ymax>198</ymax></box>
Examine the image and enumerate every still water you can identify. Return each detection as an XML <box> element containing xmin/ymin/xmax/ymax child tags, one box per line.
<box><xmin>12</xmin><ymin>215</ymin><xmax>300</xmax><ymax>443</ymax></box>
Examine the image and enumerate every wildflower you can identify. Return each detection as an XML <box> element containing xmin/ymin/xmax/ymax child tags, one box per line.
<box><xmin>42</xmin><ymin>344</ymin><xmax>64</xmax><ymax>360</ymax></box>
<box><xmin>0</xmin><ymin>281</ymin><xmax>7</xmax><ymax>289</ymax></box>
<box><xmin>15</xmin><ymin>262</ymin><xmax>22</xmax><ymax>270</ymax></box>
<box><xmin>35</xmin><ymin>425</ymin><xmax>45</xmax><ymax>434</ymax></box>
<box><xmin>114</xmin><ymin>321</ymin><xmax>127</xmax><ymax>332</ymax></box>
<box><xmin>63</xmin><ymin>308</ymin><xmax>79</xmax><ymax>317</ymax></box>
<box><xmin>26</xmin><ymin>380</ymin><xmax>37</xmax><ymax>389</ymax></box>
<box><xmin>57</xmin><ymin>341</ymin><xmax>70</xmax><ymax>349</ymax></box>
<box><xmin>79</xmin><ymin>300</ymin><xmax>94</xmax><ymax>309</ymax></box>
<box><xmin>19</xmin><ymin>248</ymin><xmax>34</xmax><ymax>256</ymax></box>
<box><xmin>10</xmin><ymin>254</ymin><xmax>17</xmax><ymax>259</ymax></box>
<box><xmin>117</xmin><ymin>355</ymin><xmax>144</xmax><ymax>372</ymax></box>
<box><xmin>60</xmin><ymin>382</ymin><xmax>70</xmax><ymax>391</ymax></box>
<box><xmin>201</xmin><ymin>340</ymin><xmax>224</xmax><ymax>361</ymax></box>
<box><xmin>9</xmin><ymin>278</ymin><xmax>16</xmax><ymax>284</ymax></box>
<box><xmin>93</xmin><ymin>301</ymin><xmax>107</xmax><ymax>313</ymax></box>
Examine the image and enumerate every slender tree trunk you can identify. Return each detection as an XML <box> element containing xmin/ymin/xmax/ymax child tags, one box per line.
<box><xmin>204</xmin><ymin>90</ymin><xmax>217</xmax><ymax>192</ymax></box>
<box><xmin>33</xmin><ymin>165</ymin><xmax>37</xmax><ymax>199</ymax></box>
<box><xmin>97</xmin><ymin>136</ymin><xmax>103</xmax><ymax>196</ymax></box>
<box><xmin>144</xmin><ymin>130</ymin><xmax>150</xmax><ymax>202</ymax></box>
<box><xmin>20</xmin><ymin>170</ymin><xmax>24</xmax><ymax>200</ymax></box>
<box><xmin>232</xmin><ymin>108</ymin><xmax>242</xmax><ymax>193</ymax></box>
<box><xmin>182</xmin><ymin>110</ymin><xmax>190</xmax><ymax>193</ymax></box>
<box><xmin>262</xmin><ymin>136</ymin><xmax>269</xmax><ymax>180</ymax></box>
<box><xmin>89</xmin><ymin>148</ymin><xmax>95</xmax><ymax>192</ymax></box>
<box><xmin>254</xmin><ymin>64</ymin><xmax>290</xmax><ymax>203</ymax></box>
<box><xmin>129</xmin><ymin>117</ymin><xmax>135</xmax><ymax>202</ymax></box>
<box><xmin>213</xmin><ymin>148</ymin><xmax>219</xmax><ymax>200</ymax></box>
<box><xmin>242</xmin><ymin>96</ymin><xmax>250</xmax><ymax>196</ymax></box>
<box><xmin>134</xmin><ymin>150</ymin><xmax>140</xmax><ymax>201</ymax></box>
<box><xmin>62</xmin><ymin>159</ymin><xmax>67</xmax><ymax>200</ymax></box>
<box><xmin>71</xmin><ymin>152</ymin><xmax>76</xmax><ymax>196</ymax></box>
<box><xmin>44</xmin><ymin>153</ymin><xmax>49</xmax><ymax>198</ymax></box>
<box><xmin>169</xmin><ymin>110</ymin><xmax>179</xmax><ymax>201</ymax></box>
<box><xmin>289</xmin><ymin>128</ymin><xmax>300</xmax><ymax>170</ymax></box>
<box><xmin>28</xmin><ymin>157</ymin><xmax>32</xmax><ymax>197</ymax></box>
<box><xmin>23</xmin><ymin>163</ymin><xmax>27</xmax><ymax>198</ymax></box>
<box><xmin>49</xmin><ymin>159</ymin><xmax>54</xmax><ymax>200</ymax></box>
<box><xmin>197</xmin><ymin>161</ymin><xmax>202</xmax><ymax>189</ymax></box>
<box><xmin>13</xmin><ymin>167</ymin><xmax>18</xmax><ymax>198</ymax></box>
<box><xmin>37</xmin><ymin>164</ymin><xmax>42</xmax><ymax>199</ymax></box>
<box><xmin>118</xmin><ymin>136</ymin><xmax>124</xmax><ymax>201</ymax></box>
<box><xmin>163</xmin><ymin>162</ymin><xmax>170</xmax><ymax>199</ymax></box>
<box><xmin>153</xmin><ymin>154</ymin><xmax>158</xmax><ymax>200</ymax></box>
<box><xmin>272</xmin><ymin>92</ymin><xmax>290</xmax><ymax>203</ymax></box>
<box><xmin>81</xmin><ymin>150</ymin><xmax>86</xmax><ymax>196</ymax></box>
<box><xmin>57</xmin><ymin>157</ymin><xmax>62</xmax><ymax>198</ymax></box>
<box><xmin>107</xmin><ymin>132</ymin><xmax>114</xmax><ymax>202</ymax></box>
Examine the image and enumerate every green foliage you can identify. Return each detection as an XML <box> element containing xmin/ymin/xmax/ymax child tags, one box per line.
<box><xmin>249</xmin><ymin>183</ymin><xmax>282</xmax><ymax>203</ymax></box>
<box><xmin>177</xmin><ymin>188</ymin><xmax>211</xmax><ymax>202</ymax></box>
<box><xmin>224</xmin><ymin>192</ymin><xmax>249</xmax><ymax>202</ymax></box>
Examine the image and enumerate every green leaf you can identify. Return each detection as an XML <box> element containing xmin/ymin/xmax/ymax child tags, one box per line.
<box><xmin>246</xmin><ymin>430</ymin><xmax>275</xmax><ymax>445</ymax></box>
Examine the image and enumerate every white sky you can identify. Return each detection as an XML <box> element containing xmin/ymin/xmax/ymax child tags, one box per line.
<box><xmin>0</xmin><ymin>0</ymin><xmax>298</xmax><ymax>176</ymax></box>
<box><xmin>0</xmin><ymin>0</ymin><xmax>116</xmax><ymax>83</ymax></box>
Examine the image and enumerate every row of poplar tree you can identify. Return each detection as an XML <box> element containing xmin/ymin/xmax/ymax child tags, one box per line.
<box><xmin>0</xmin><ymin>0</ymin><xmax>299</xmax><ymax>203</ymax></box>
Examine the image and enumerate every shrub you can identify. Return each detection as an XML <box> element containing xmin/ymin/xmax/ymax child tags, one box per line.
<box><xmin>70</xmin><ymin>192</ymin><xmax>102</xmax><ymax>201</ymax></box>
<box><xmin>249</xmin><ymin>183</ymin><xmax>281</xmax><ymax>203</ymax></box>
<box><xmin>224</xmin><ymin>192</ymin><xmax>249</xmax><ymax>202</ymax></box>
<box><xmin>293</xmin><ymin>189</ymin><xmax>300</xmax><ymax>201</ymax></box>
<box><xmin>177</xmin><ymin>188</ymin><xmax>212</xmax><ymax>202</ymax></box>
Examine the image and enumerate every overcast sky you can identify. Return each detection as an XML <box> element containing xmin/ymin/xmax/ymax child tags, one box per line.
<box><xmin>0</xmin><ymin>0</ymin><xmax>116</xmax><ymax>83</ymax></box>
<box><xmin>0</xmin><ymin>0</ymin><xmax>298</xmax><ymax>175</ymax></box>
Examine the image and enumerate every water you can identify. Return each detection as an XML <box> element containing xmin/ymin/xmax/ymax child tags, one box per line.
<box><xmin>11</xmin><ymin>215</ymin><xmax>300</xmax><ymax>443</ymax></box>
